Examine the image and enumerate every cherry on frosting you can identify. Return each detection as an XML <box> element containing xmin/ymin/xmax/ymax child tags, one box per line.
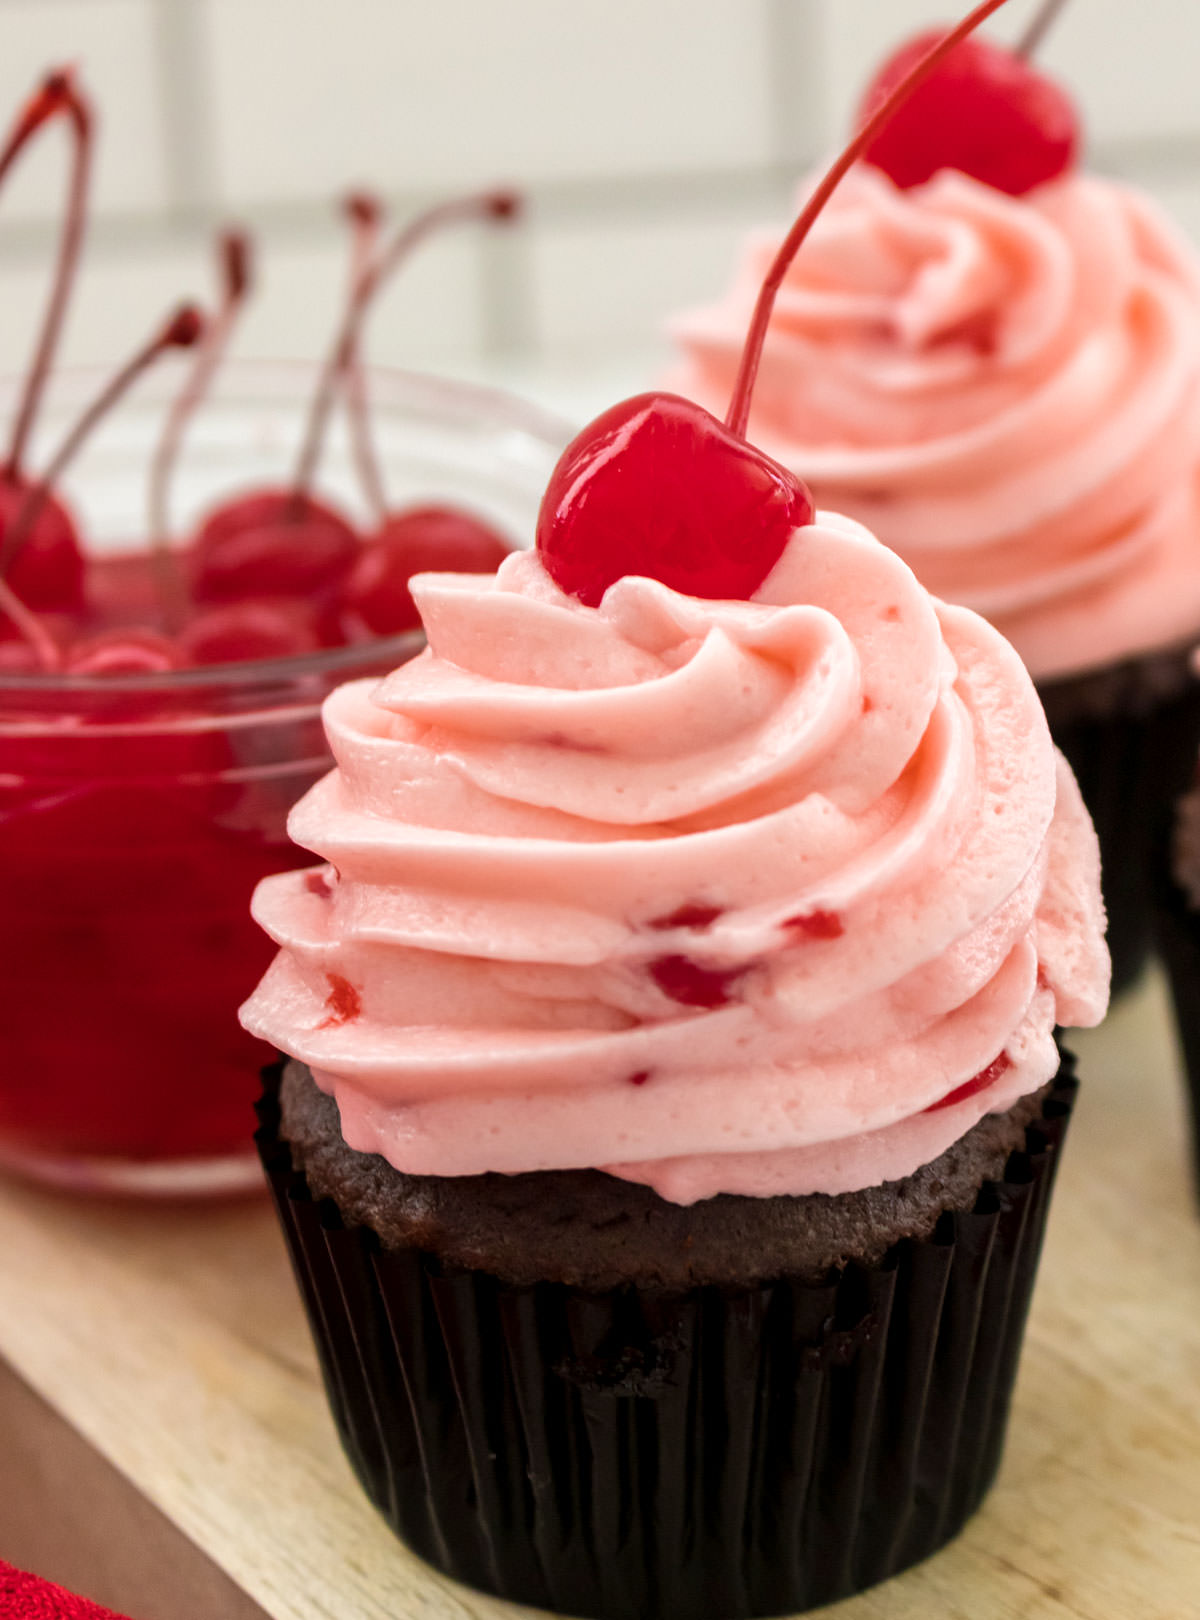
<box><xmin>537</xmin><ymin>0</ymin><xmax>1012</xmax><ymax>609</ymax></box>
<box><xmin>859</xmin><ymin>3</ymin><xmax>1078</xmax><ymax>196</ymax></box>
<box><xmin>537</xmin><ymin>395</ymin><xmax>812</xmax><ymax>609</ymax></box>
<box><xmin>784</xmin><ymin>909</ymin><xmax>845</xmax><ymax>941</ymax></box>
<box><xmin>0</xmin><ymin>70</ymin><xmax>95</xmax><ymax>613</ymax></box>
<box><xmin>338</xmin><ymin>505</ymin><xmax>512</xmax><ymax>635</ymax></box>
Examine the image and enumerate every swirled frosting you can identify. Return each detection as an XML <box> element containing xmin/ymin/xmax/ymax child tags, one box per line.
<box><xmin>241</xmin><ymin>518</ymin><xmax>1109</xmax><ymax>1203</ymax></box>
<box><xmin>671</xmin><ymin>167</ymin><xmax>1200</xmax><ymax>682</ymax></box>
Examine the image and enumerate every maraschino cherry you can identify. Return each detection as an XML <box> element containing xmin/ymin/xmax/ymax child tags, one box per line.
<box><xmin>860</xmin><ymin>0</ymin><xmax>1078</xmax><ymax>195</ymax></box>
<box><xmin>537</xmin><ymin>0</ymin><xmax>1013</xmax><ymax>608</ymax></box>
<box><xmin>0</xmin><ymin>304</ymin><xmax>206</xmax><ymax>670</ymax></box>
<box><xmin>0</xmin><ymin>69</ymin><xmax>94</xmax><ymax>612</ymax></box>
<box><xmin>145</xmin><ymin>229</ymin><xmax>318</xmax><ymax>664</ymax></box>
<box><xmin>340</xmin><ymin>506</ymin><xmax>511</xmax><ymax>635</ymax></box>
<box><xmin>148</xmin><ymin>229</ymin><xmax>252</xmax><ymax>552</ymax></box>
<box><xmin>187</xmin><ymin>189</ymin><xmax>519</xmax><ymax>614</ymax></box>
<box><xmin>332</xmin><ymin>190</ymin><xmax>518</xmax><ymax>635</ymax></box>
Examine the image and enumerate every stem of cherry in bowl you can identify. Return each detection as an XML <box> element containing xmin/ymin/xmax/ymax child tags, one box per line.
<box><xmin>0</xmin><ymin>69</ymin><xmax>564</xmax><ymax>1193</ymax></box>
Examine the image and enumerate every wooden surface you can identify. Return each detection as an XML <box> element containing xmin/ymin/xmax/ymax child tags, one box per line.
<box><xmin>0</xmin><ymin>973</ymin><xmax>1198</xmax><ymax>1620</ymax></box>
<box><xmin>0</xmin><ymin>1357</ymin><xmax>270</xmax><ymax>1620</ymax></box>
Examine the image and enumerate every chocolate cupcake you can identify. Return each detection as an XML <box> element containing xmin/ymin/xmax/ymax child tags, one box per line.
<box><xmin>243</xmin><ymin>34</ymin><xmax>1110</xmax><ymax>1606</ymax></box>
<box><xmin>243</xmin><ymin>508</ymin><xmax>1109</xmax><ymax>1617</ymax></box>
<box><xmin>1154</xmin><ymin>771</ymin><xmax>1200</xmax><ymax>1190</ymax></box>
<box><xmin>671</xmin><ymin>74</ymin><xmax>1200</xmax><ymax>995</ymax></box>
<box><xmin>257</xmin><ymin>1054</ymin><xmax>1076</xmax><ymax>1619</ymax></box>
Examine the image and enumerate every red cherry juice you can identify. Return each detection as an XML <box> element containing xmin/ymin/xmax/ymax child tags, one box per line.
<box><xmin>0</xmin><ymin>587</ymin><xmax>419</xmax><ymax>1180</ymax></box>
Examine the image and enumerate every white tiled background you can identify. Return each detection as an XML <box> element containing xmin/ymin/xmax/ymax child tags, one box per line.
<box><xmin>3</xmin><ymin>0</ymin><xmax>1200</xmax><ymax>415</ymax></box>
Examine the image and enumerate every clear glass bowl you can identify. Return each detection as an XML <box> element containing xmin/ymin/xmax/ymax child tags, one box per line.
<box><xmin>0</xmin><ymin>361</ymin><xmax>570</xmax><ymax>1196</ymax></box>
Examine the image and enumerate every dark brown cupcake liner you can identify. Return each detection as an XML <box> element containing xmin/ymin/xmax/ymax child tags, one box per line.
<box><xmin>1152</xmin><ymin>848</ymin><xmax>1200</xmax><ymax>1195</ymax></box>
<box><xmin>1038</xmin><ymin>644</ymin><xmax>1200</xmax><ymax>998</ymax></box>
<box><xmin>256</xmin><ymin>1054</ymin><xmax>1078</xmax><ymax>1620</ymax></box>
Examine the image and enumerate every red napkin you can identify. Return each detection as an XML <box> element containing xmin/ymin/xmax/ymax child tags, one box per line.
<box><xmin>0</xmin><ymin>1563</ymin><xmax>131</xmax><ymax>1620</ymax></box>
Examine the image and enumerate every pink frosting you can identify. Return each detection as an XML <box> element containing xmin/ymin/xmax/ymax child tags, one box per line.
<box><xmin>240</xmin><ymin>518</ymin><xmax>1110</xmax><ymax>1204</ymax></box>
<box><xmin>671</xmin><ymin>167</ymin><xmax>1200</xmax><ymax>682</ymax></box>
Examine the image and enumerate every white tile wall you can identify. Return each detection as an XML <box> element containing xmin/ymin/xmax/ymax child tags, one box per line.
<box><xmin>225</xmin><ymin>229</ymin><xmax>487</xmax><ymax>366</ymax></box>
<box><xmin>819</xmin><ymin>0</ymin><xmax>1200</xmax><ymax>149</ymax></box>
<box><xmin>0</xmin><ymin>0</ymin><xmax>171</xmax><ymax>224</ymax></box>
<box><xmin>2</xmin><ymin>242</ymin><xmax>207</xmax><ymax>371</ymax></box>
<box><xmin>528</xmin><ymin>197</ymin><xmax>792</xmax><ymax>358</ymax></box>
<box><xmin>203</xmin><ymin>0</ymin><xmax>779</xmax><ymax>203</ymax></box>
<box><xmin>2</xmin><ymin>0</ymin><xmax>1200</xmax><ymax>399</ymax></box>
<box><xmin>1036</xmin><ymin>0</ymin><xmax>1200</xmax><ymax>147</ymax></box>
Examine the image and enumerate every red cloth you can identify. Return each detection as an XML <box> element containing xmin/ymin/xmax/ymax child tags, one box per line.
<box><xmin>0</xmin><ymin>1563</ymin><xmax>130</xmax><ymax>1619</ymax></box>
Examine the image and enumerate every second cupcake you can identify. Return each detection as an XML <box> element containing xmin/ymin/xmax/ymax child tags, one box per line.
<box><xmin>671</xmin><ymin>23</ymin><xmax>1200</xmax><ymax>994</ymax></box>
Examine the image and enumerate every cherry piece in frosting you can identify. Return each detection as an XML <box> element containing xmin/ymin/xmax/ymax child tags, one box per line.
<box><xmin>537</xmin><ymin>0</ymin><xmax>1010</xmax><ymax>610</ymax></box>
<box><xmin>650</xmin><ymin>954</ymin><xmax>746</xmax><ymax>1010</ymax></box>
<box><xmin>319</xmin><ymin>973</ymin><xmax>362</xmax><ymax>1028</ymax></box>
<box><xmin>649</xmin><ymin>902</ymin><xmax>724</xmax><ymax>931</ymax></box>
<box><xmin>859</xmin><ymin>30</ymin><xmax>1078</xmax><ymax>196</ymax></box>
<box><xmin>923</xmin><ymin>1051</ymin><xmax>1013</xmax><ymax>1113</ymax></box>
<box><xmin>785</xmin><ymin>909</ymin><xmax>845</xmax><ymax>941</ymax></box>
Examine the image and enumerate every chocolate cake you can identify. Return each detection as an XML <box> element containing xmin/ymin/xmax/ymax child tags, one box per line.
<box><xmin>279</xmin><ymin>1058</ymin><xmax>1048</xmax><ymax>1290</ymax></box>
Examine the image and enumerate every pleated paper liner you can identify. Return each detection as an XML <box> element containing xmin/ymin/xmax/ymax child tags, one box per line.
<box><xmin>257</xmin><ymin>1055</ymin><xmax>1078</xmax><ymax>1620</ymax></box>
<box><xmin>1039</xmin><ymin>642</ymin><xmax>1200</xmax><ymax>998</ymax></box>
<box><xmin>1153</xmin><ymin>845</ymin><xmax>1200</xmax><ymax>1198</ymax></box>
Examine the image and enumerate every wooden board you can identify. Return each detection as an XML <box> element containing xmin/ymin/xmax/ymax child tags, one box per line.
<box><xmin>0</xmin><ymin>971</ymin><xmax>1197</xmax><ymax>1620</ymax></box>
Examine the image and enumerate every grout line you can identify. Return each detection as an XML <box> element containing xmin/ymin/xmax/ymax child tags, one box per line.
<box><xmin>765</xmin><ymin>0</ymin><xmax>827</xmax><ymax>171</ymax></box>
<box><xmin>0</xmin><ymin>168</ymin><xmax>800</xmax><ymax>263</ymax></box>
<box><xmin>477</xmin><ymin>227</ymin><xmax>537</xmax><ymax>363</ymax></box>
<box><xmin>1</xmin><ymin>130</ymin><xmax>1198</xmax><ymax>269</ymax></box>
<box><xmin>147</xmin><ymin>0</ymin><xmax>220</xmax><ymax>222</ymax></box>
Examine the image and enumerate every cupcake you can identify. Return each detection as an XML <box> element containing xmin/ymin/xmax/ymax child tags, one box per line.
<box><xmin>247</xmin><ymin>508</ymin><xmax>1107</xmax><ymax>1615</ymax></box>
<box><xmin>670</xmin><ymin>26</ymin><xmax>1200</xmax><ymax>995</ymax></box>
<box><xmin>245</xmin><ymin>16</ymin><xmax>1110</xmax><ymax>1614</ymax></box>
<box><xmin>1154</xmin><ymin>760</ymin><xmax>1200</xmax><ymax>1190</ymax></box>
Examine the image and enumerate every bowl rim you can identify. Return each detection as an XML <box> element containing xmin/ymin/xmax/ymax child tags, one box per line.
<box><xmin>0</xmin><ymin>359</ymin><xmax>572</xmax><ymax>695</ymax></box>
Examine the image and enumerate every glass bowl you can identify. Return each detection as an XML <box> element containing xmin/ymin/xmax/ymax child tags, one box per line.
<box><xmin>0</xmin><ymin>361</ymin><xmax>570</xmax><ymax>1195</ymax></box>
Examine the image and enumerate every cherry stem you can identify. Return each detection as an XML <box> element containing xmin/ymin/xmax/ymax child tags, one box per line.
<box><xmin>0</xmin><ymin>578</ymin><xmax>61</xmax><ymax>671</ymax></box>
<box><xmin>1</xmin><ymin>70</ymin><xmax>93</xmax><ymax>483</ymax></box>
<box><xmin>147</xmin><ymin>232</ymin><xmax>250</xmax><ymax>620</ymax></box>
<box><xmin>0</xmin><ymin>305</ymin><xmax>206</xmax><ymax>580</ymax></box>
<box><xmin>724</xmin><ymin>0</ymin><xmax>1011</xmax><ymax>438</ymax></box>
<box><xmin>289</xmin><ymin>187</ymin><xmax>521</xmax><ymax>512</ymax></box>
<box><xmin>341</xmin><ymin>193</ymin><xmax>389</xmax><ymax>522</ymax></box>
<box><xmin>1015</xmin><ymin>0</ymin><xmax>1072</xmax><ymax>58</ymax></box>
